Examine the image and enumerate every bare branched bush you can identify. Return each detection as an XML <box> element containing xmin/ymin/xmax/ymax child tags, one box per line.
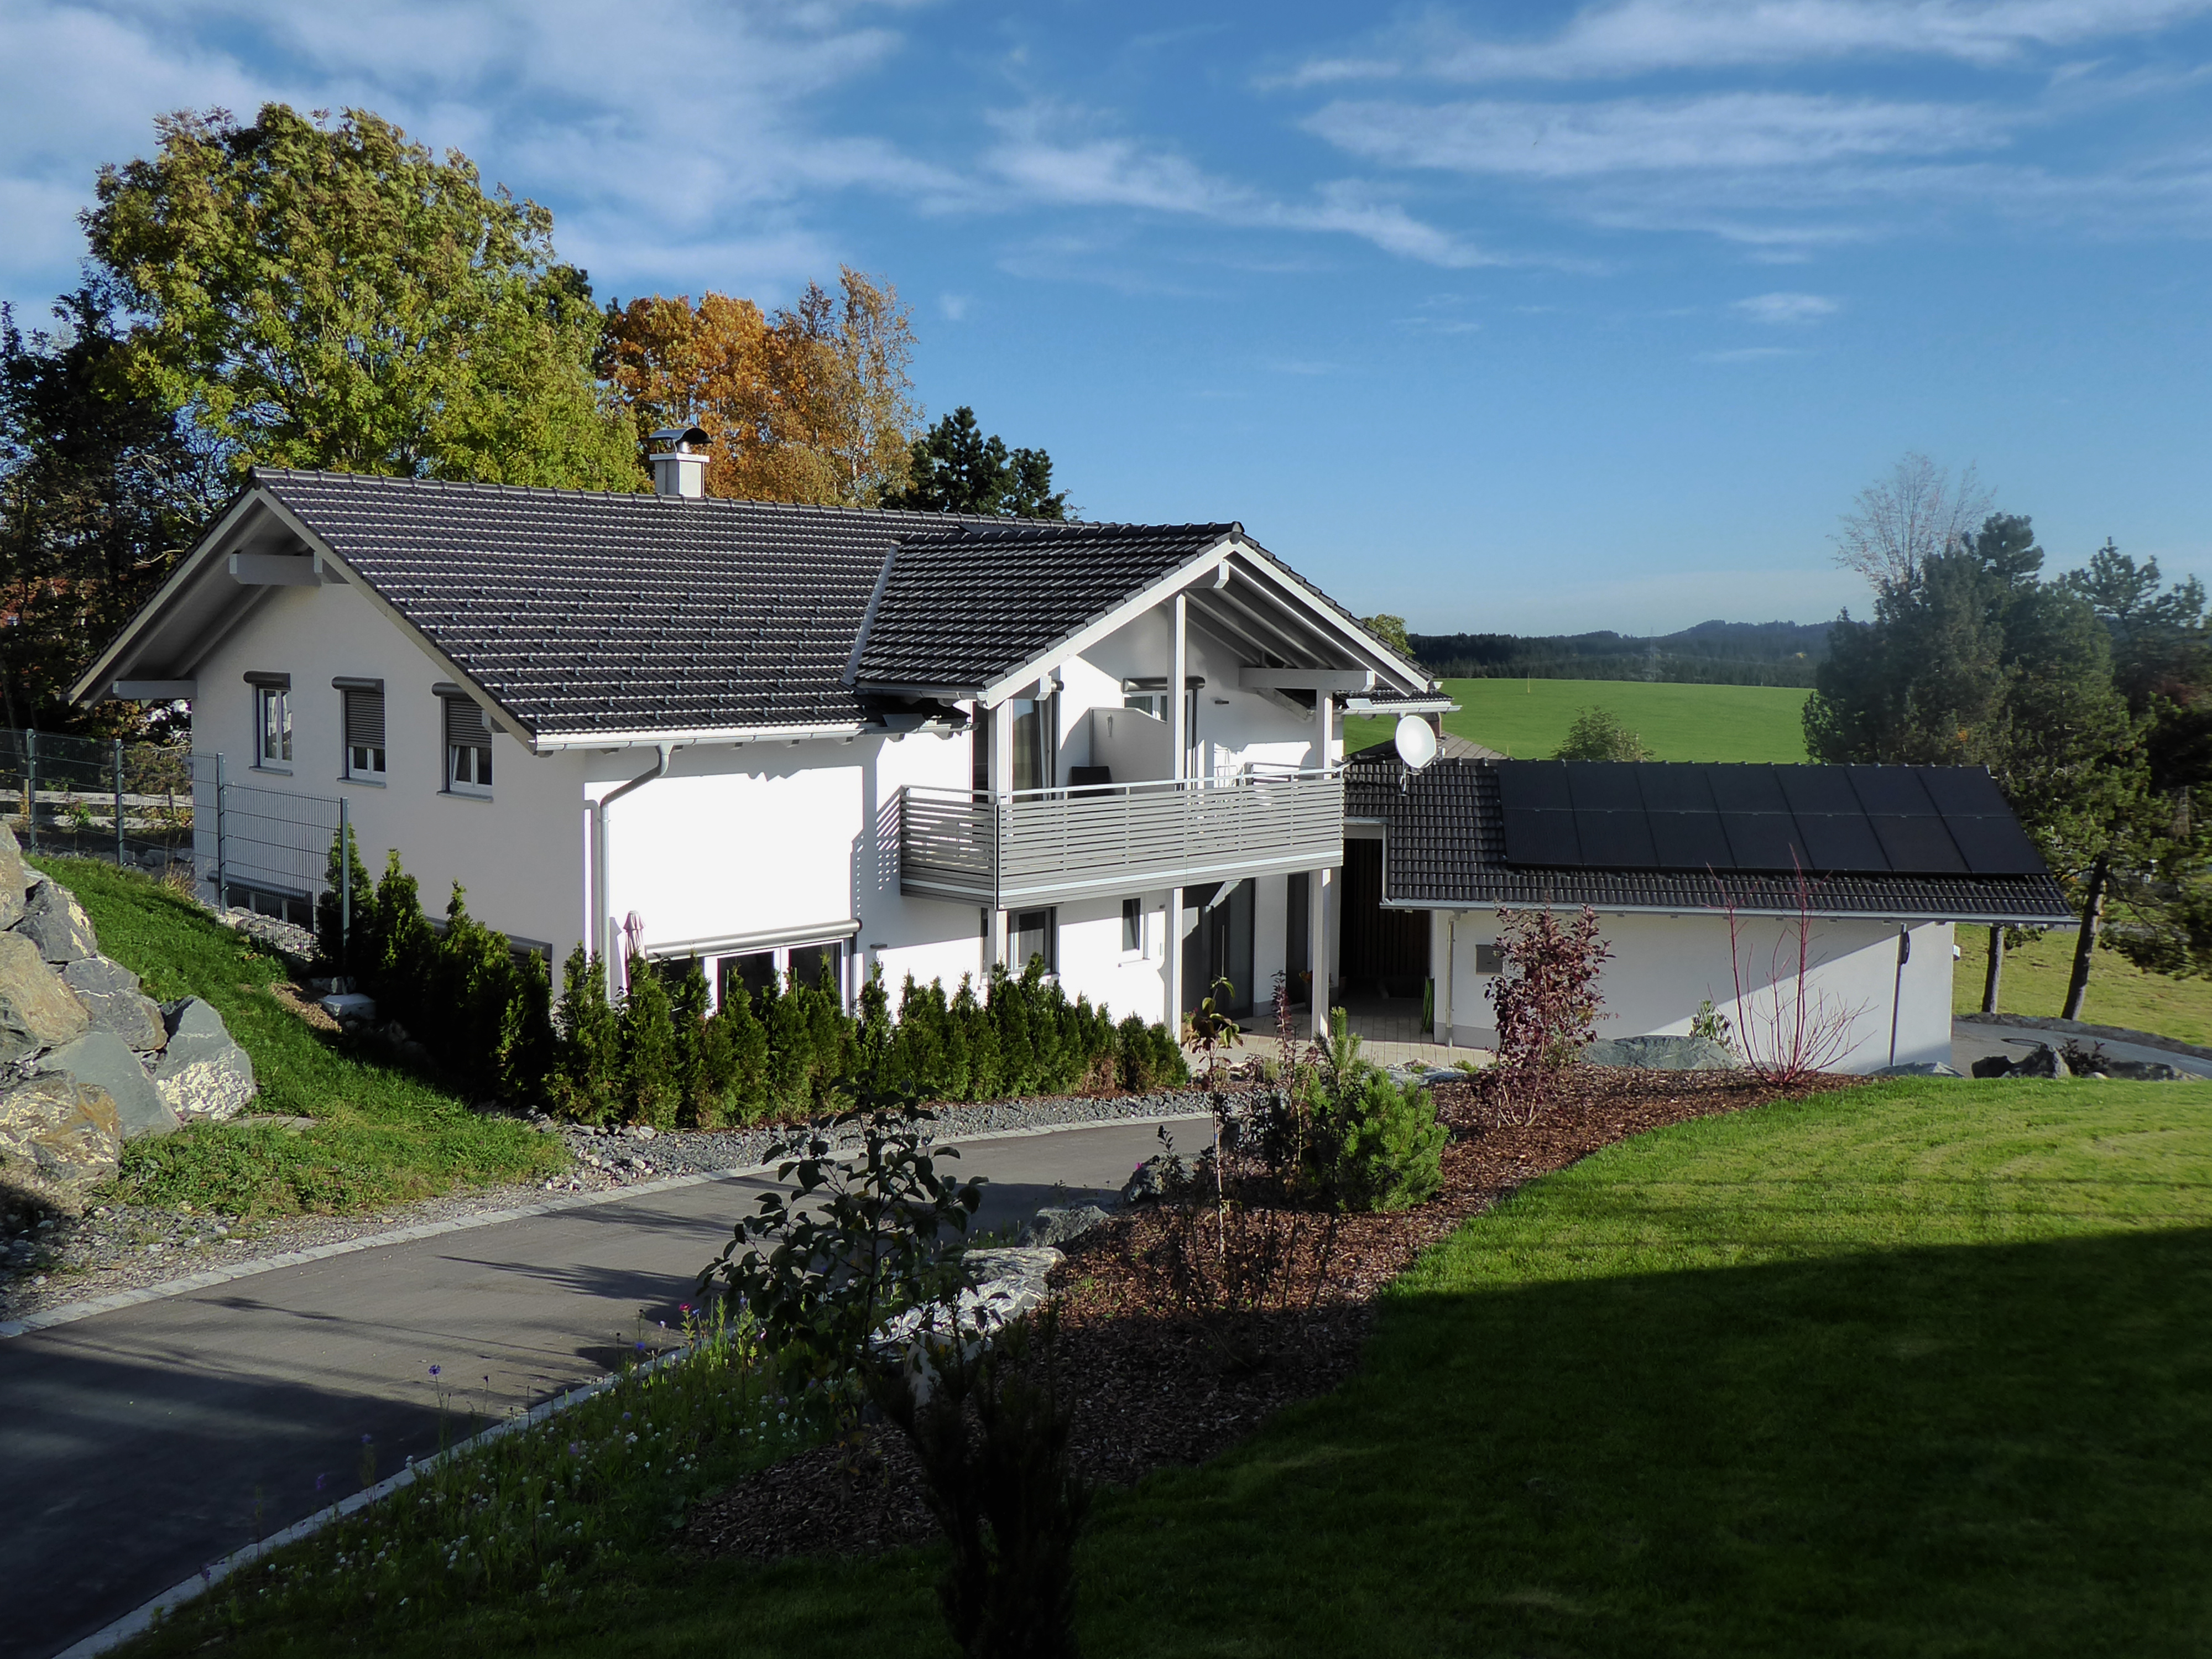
<box><xmin>1717</xmin><ymin>872</ymin><xmax>1869</xmax><ymax>1084</ymax></box>
<box><xmin>1832</xmin><ymin>450</ymin><xmax>1993</xmax><ymax>594</ymax></box>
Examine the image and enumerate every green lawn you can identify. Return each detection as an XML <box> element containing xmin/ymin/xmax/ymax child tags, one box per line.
<box><xmin>1953</xmin><ymin>925</ymin><xmax>2212</xmax><ymax>1049</ymax></box>
<box><xmin>37</xmin><ymin>857</ymin><xmax>562</xmax><ymax>1217</ymax></box>
<box><xmin>1343</xmin><ymin>676</ymin><xmax>1812</xmax><ymax>762</ymax></box>
<box><xmin>139</xmin><ymin>1076</ymin><xmax>2212</xmax><ymax>1655</ymax></box>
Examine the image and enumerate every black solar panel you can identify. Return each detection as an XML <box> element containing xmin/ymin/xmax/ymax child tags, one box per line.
<box><xmin>1724</xmin><ymin>812</ymin><xmax>1808</xmax><ymax>870</ymax></box>
<box><xmin>1575</xmin><ymin>808</ymin><xmax>1658</xmax><ymax>867</ymax></box>
<box><xmin>1871</xmin><ymin>815</ymin><xmax>1967</xmax><ymax>874</ymax></box>
<box><xmin>1848</xmin><ymin>765</ymin><xmax>1938</xmax><ymax>815</ymax></box>
<box><xmin>1647</xmin><ymin>811</ymin><xmax>1735</xmax><ymax>870</ymax></box>
<box><xmin>1793</xmin><ymin>812</ymin><xmax>1891</xmax><ymax>872</ymax></box>
<box><xmin>1942</xmin><ymin>815</ymin><xmax>2047</xmax><ymax>874</ymax></box>
<box><xmin>1491</xmin><ymin>760</ymin><xmax>2042</xmax><ymax>879</ymax></box>
<box><xmin>1503</xmin><ymin>806</ymin><xmax>1579</xmax><ymax>865</ymax></box>
<box><xmin>1497</xmin><ymin>760</ymin><xmax>1572</xmax><ymax>810</ymax></box>
<box><xmin>1565</xmin><ymin>762</ymin><xmax>1643</xmax><ymax>811</ymax></box>
<box><xmin>1636</xmin><ymin>764</ymin><xmax>1717</xmax><ymax>812</ymax></box>
<box><xmin>1708</xmin><ymin>765</ymin><xmax>1789</xmax><ymax>813</ymax></box>
<box><xmin>1917</xmin><ymin>767</ymin><xmax>2010</xmax><ymax>817</ymax></box>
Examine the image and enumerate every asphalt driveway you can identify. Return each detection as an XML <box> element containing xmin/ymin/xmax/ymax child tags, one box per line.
<box><xmin>0</xmin><ymin>1116</ymin><xmax>1193</xmax><ymax>1659</ymax></box>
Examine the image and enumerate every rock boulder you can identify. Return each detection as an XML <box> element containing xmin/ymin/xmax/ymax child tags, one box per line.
<box><xmin>62</xmin><ymin>956</ymin><xmax>168</xmax><ymax>1053</ymax></box>
<box><xmin>1583</xmin><ymin>1035</ymin><xmax>1736</xmax><ymax>1071</ymax></box>
<box><xmin>154</xmin><ymin>997</ymin><xmax>258</xmax><ymax>1121</ymax></box>
<box><xmin>0</xmin><ymin>1073</ymin><xmax>123</xmax><ymax>1191</ymax></box>
<box><xmin>0</xmin><ymin>930</ymin><xmax>90</xmax><ymax>1065</ymax></box>
<box><xmin>1020</xmin><ymin>1204</ymin><xmax>1112</xmax><ymax>1248</ymax></box>
<box><xmin>42</xmin><ymin>1030</ymin><xmax>180</xmax><ymax>1140</ymax></box>
<box><xmin>16</xmin><ymin>879</ymin><xmax>100</xmax><ymax>963</ymax></box>
<box><xmin>0</xmin><ymin>819</ymin><xmax>24</xmax><ymax>931</ymax></box>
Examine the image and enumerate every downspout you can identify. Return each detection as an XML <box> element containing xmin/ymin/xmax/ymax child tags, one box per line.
<box><xmin>591</xmin><ymin>743</ymin><xmax>675</xmax><ymax>990</ymax></box>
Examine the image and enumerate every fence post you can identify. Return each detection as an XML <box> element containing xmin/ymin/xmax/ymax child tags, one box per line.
<box><xmin>214</xmin><ymin>752</ymin><xmax>228</xmax><ymax>911</ymax></box>
<box><xmin>112</xmin><ymin>739</ymin><xmax>126</xmax><ymax>869</ymax></box>
<box><xmin>23</xmin><ymin>729</ymin><xmax>36</xmax><ymax>853</ymax></box>
<box><xmin>338</xmin><ymin>794</ymin><xmax>351</xmax><ymax>972</ymax></box>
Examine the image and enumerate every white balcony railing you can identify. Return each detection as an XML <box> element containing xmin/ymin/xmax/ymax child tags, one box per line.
<box><xmin>898</xmin><ymin>768</ymin><xmax>1343</xmax><ymax>909</ymax></box>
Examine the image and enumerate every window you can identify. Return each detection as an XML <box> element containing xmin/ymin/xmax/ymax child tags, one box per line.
<box><xmin>1121</xmin><ymin>896</ymin><xmax>1144</xmax><ymax>954</ymax></box>
<box><xmin>717</xmin><ymin>951</ymin><xmax>776</xmax><ymax>1006</ymax></box>
<box><xmin>1011</xmin><ymin>907</ymin><xmax>1057</xmax><ymax>974</ymax></box>
<box><xmin>789</xmin><ymin>940</ymin><xmax>845</xmax><ymax>999</ymax></box>
<box><xmin>338</xmin><ymin>680</ymin><xmax>385</xmax><ymax>780</ymax></box>
<box><xmin>249</xmin><ymin>676</ymin><xmax>291</xmax><ymax>768</ymax></box>
<box><xmin>1009</xmin><ymin>695</ymin><xmax>1055</xmax><ymax>792</ymax></box>
<box><xmin>442</xmin><ymin>693</ymin><xmax>493</xmax><ymax>794</ymax></box>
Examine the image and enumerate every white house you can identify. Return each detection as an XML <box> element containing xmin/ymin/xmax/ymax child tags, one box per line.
<box><xmin>1339</xmin><ymin>744</ymin><xmax>2073</xmax><ymax>1072</ymax></box>
<box><xmin>70</xmin><ymin>435</ymin><xmax>1436</xmax><ymax>1030</ymax></box>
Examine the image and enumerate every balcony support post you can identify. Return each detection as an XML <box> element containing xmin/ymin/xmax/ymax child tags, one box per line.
<box><xmin>1310</xmin><ymin>688</ymin><xmax>1335</xmax><ymax>1022</ymax></box>
<box><xmin>1165</xmin><ymin>591</ymin><xmax>1188</xmax><ymax>1020</ymax></box>
<box><xmin>988</xmin><ymin>699</ymin><xmax>1014</xmax><ymax>967</ymax></box>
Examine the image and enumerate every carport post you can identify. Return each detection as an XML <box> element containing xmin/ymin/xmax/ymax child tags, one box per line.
<box><xmin>1887</xmin><ymin>924</ymin><xmax>1911</xmax><ymax>1067</ymax></box>
<box><xmin>214</xmin><ymin>752</ymin><xmax>228</xmax><ymax>911</ymax></box>
<box><xmin>1981</xmin><ymin>924</ymin><xmax>2004</xmax><ymax>1014</ymax></box>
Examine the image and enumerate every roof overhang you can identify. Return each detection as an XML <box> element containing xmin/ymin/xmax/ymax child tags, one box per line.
<box><xmin>852</xmin><ymin>531</ymin><xmax>1434</xmax><ymax>709</ymax></box>
<box><xmin>1345</xmin><ymin>693</ymin><xmax>1458</xmax><ymax>716</ymax></box>
<box><xmin>71</xmin><ymin>480</ymin><xmax>528</xmax><ymax>742</ymax></box>
<box><xmin>1383</xmin><ymin>896</ymin><xmax>2073</xmax><ymax>925</ymax></box>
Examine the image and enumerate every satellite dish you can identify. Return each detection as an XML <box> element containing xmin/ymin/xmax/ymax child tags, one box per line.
<box><xmin>1394</xmin><ymin>714</ymin><xmax>1438</xmax><ymax>770</ymax></box>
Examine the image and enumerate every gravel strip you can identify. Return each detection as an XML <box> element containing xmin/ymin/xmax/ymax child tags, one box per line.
<box><xmin>0</xmin><ymin>1088</ymin><xmax>1224</xmax><ymax>1326</ymax></box>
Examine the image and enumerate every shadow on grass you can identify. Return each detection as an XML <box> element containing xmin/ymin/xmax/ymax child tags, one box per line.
<box><xmin>454</xmin><ymin>1224</ymin><xmax>2212</xmax><ymax>1659</ymax></box>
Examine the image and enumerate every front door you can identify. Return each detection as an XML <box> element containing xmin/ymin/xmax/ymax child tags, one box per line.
<box><xmin>1182</xmin><ymin>878</ymin><xmax>1254</xmax><ymax>1015</ymax></box>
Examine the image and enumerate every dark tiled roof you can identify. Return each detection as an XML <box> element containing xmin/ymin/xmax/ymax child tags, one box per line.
<box><xmin>254</xmin><ymin>469</ymin><xmax>1022</xmax><ymax>739</ymax></box>
<box><xmin>1382</xmin><ymin>759</ymin><xmax>2073</xmax><ymax>921</ymax></box>
<box><xmin>848</xmin><ymin>521</ymin><xmax>1238</xmax><ymax>693</ymax></box>
<box><xmin>1345</xmin><ymin>737</ymin><xmax>1503</xmax><ymax>818</ymax></box>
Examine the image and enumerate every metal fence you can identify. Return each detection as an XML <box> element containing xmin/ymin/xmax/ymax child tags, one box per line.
<box><xmin>0</xmin><ymin>729</ymin><xmax>346</xmax><ymax>935</ymax></box>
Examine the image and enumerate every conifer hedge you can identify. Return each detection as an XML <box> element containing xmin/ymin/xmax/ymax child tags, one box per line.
<box><xmin>320</xmin><ymin>836</ymin><xmax>1188</xmax><ymax>1125</ymax></box>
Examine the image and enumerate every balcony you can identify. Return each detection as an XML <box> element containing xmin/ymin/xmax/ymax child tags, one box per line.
<box><xmin>898</xmin><ymin>768</ymin><xmax>1343</xmax><ymax>910</ymax></box>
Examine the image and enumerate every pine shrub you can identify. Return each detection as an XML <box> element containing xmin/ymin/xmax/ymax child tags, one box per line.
<box><xmin>665</xmin><ymin>956</ymin><xmax>712</xmax><ymax>1126</ymax></box>
<box><xmin>315</xmin><ymin>825</ymin><xmax>375</xmax><ymax>974</ymax></box>
<box><xmin>551</xmin><ymin>945</ymin><xmax>620</xmax><ymax>1124</ymax></box>
<box><xmin>618</xmin><ymin>954</ymin><xmax>680</xmax><ymax>1128</ymax></box>
<box><xmin>711</xmin><ymin>983</ymin><xmax>770</xmax><ymax>1122</ymax></box>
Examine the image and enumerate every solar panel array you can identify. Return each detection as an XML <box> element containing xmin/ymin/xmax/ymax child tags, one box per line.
<box><xmin>1493</xmin><ymin>761</ymin><xmax>2046</xmax><ymax>877</ymax></box>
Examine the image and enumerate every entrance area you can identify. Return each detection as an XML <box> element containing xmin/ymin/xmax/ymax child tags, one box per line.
<box><xmin>1182</xmin><ymin>877</ymin><xmax>1255</xmax><ymax>1016</ymax></box>
<box><xmin>1339</xmin><ymin>838</ymin><xmax>1430</xmax><ymax>999</ymax></box>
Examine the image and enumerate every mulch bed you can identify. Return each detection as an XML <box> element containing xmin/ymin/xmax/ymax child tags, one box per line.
<box><xmin>681</xmin><ymin>1067</ymin><xmax>1857</xmax><ymax>1562</ymax></box>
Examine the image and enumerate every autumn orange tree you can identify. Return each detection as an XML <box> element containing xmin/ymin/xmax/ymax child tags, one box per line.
<box><xmin>598</xmin><ymin>269</ymin><xmax>917</xmax><ymax>507</ymax></box>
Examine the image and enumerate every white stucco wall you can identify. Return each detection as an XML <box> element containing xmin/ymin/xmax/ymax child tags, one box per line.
<box><xmin>188</xmin><ymin>577</ymin><xmax>586</xmax><ymax>956</ymax></box>
<box><xmin>1439</xmin><ymin>909</ymin><xmax>1957</xmax><ymax>1073</ymax></box>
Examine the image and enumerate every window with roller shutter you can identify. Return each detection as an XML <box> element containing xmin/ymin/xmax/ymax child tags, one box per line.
<box><xmin>336</xmin><ymin>678</ymin><xmax>385</xmax><ymax>780</ymax></box>
<box><xmin>440</xmin><ymin>688</ymin><xmax>494</xmax><ymax>795</ymax></box>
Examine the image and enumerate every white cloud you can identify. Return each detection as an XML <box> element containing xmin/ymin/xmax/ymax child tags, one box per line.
<box><xmin>1734</xmin><ymin>290</ymin><xmax>1840</xmax><ymax>321</ymax></box>
<box><xmin>938</xmin><ymin>292</ymin><xmax>970</xmax><ymax>320</ymax></box>
<box><xmin>1696</xmin><ymin>343</ymin><xmax>1809</xmax><ymax>359</ymax></box>
<box><xmin>1284</xmin><ymin>0</ymin><xmax>2212</xmax><ymax>86</ymax></box>
<box><xmin>1306</xmin><ymin>92</ymin><xmax>2000</xmax><ymax>178</ymax></box>
<box><xmin>982</xmin><ymin>105</ymin><xmax>1505</xmax><ymax>267</ymax></box>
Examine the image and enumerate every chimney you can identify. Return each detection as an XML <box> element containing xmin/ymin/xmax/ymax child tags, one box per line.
<box><xmin>649</xmin><ymin>425</ymin><xmax>711</xmax><ymax>499</ymax></box>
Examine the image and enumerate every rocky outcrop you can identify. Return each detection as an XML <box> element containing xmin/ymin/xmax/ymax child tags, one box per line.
<box><xmin>0</xmin><ymin>1074</ymin><xmax>123</xmax><ymax>1190</ymax></box>
<box><xmin>62</xmin><ymin>956</ymin><xmax>168</xmax><ymax>1053</ymax></box>
<box><xmin>0</xmin><ymin>932</ymin><xmax>90</xmax><ymax>1064</ymax></box>
<box><xmin>40</xmin><ymin>1032</ymin><xmax>180</xmax><ymax>1140</ymax></box>
<box><xmin>17</xmin><ymin>880</ymin><xmax>100</xmax><ymax>964</ymax></box>
<box><xmin>0</xmin><ymin>822</ymin><xmax>257</xmax><ymax>1201</ymax></box>
<box><xmin>153</xmin><ymin>998</ymin><xmax>258</xmax><ymax>1123</ymax></box>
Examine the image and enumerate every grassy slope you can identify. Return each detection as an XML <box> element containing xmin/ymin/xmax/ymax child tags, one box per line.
<box><xmin>1952</xmin><ymin>926</ymin><xmax>2212</xmax><ymax>1048</ymax></box>
<box><xmin>165</xmin><ymin>1077</ymin><xmax>2212</xmax><ymax>1656</ymax></box>
<box><xmin>1343</xmin><ymin>676</ymin><xmax>1813</xmax><ymax>762</ymax></box>
<box><xmin>39</xmin><ymin>857</ymin><xmax>561</xmax><ymax>1216</ymax></box>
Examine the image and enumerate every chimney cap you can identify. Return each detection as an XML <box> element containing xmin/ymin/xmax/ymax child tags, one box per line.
<box><xmin>650</xmin><ymin>425</ymin><xmax>711</xmax><ymax>451</ymax></box>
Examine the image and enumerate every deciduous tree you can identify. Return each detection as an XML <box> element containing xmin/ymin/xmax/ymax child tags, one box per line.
<box><xmin>84</xmin><ymin>105</ymin><xmax>635</xmax><ymax>489</ymax></box>
<box><xmin>1830</xmin><ymin>450</ymin><xmax>1992</xmax><ymax>594</ymax></box>
<box><xmin>599</xmin><ymin>269</ymin><xmax>919</xmax><ymax>508</ymax></box>
<box><xmin>0</xmin><ymin>288</ymin><xmax>223</xmax><ymax>734</ymax></box>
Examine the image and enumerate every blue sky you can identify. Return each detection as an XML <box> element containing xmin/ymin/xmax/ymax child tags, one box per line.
<box><xmin>3</xmin><ymin>1</ymin><xmax>2209</xmax><ymax>634</ymax></box>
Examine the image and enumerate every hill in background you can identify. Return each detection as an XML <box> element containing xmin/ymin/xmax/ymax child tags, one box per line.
<box><xmin>1411</xmin><ymin>619</ymin><xmax>1830</xmax><ymax>687</ymax></box>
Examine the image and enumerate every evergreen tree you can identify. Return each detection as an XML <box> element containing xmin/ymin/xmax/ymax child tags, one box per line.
<box><xmin>884</xmin><ymin>406</ymin><xmax>1068</xmax><ymax>518</ymax></box>
<box><xmin>711</xmin><ymin>982</ymin><xmax>769</xmax><ymax>1122</ymax></box>
<box><xmin>666</xmin><ymin>956</ymin><xmax>712</xmax><ymax>1126</ymax></box>
<box><xmin>618</xmin><ymin>955</ymin><xmax>680</xmax><ymax>1128</ymax></box>
<box><xmin>552</xmin><ymin>945</ymin><xmax>620</xmax><ymax>1124</ymax></box>
<box><xmin>366</xmin><ymin>849</ymin><xmax>436</xmax><ymax>1032</ymax></box>
<box><xmin>315</xmin><ymin>823</ymin><xmax>375</xmax><ymax>973</ymax></box>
